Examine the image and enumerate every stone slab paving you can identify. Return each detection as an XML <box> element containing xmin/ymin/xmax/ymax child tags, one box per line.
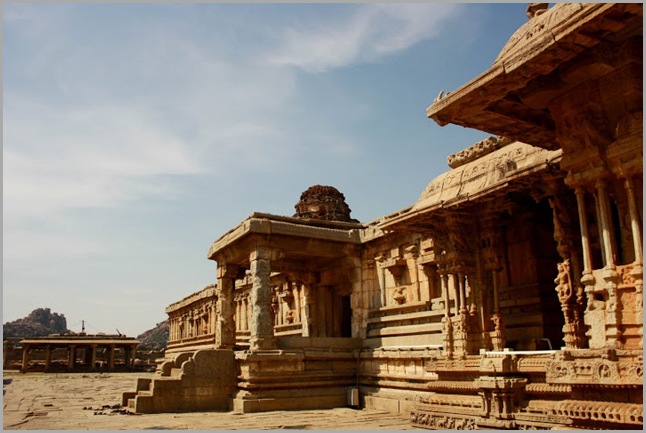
<box><xmin>2</xmin><ymin>371</ymin><xmax>414</xmax><ymax>430</ymax></box>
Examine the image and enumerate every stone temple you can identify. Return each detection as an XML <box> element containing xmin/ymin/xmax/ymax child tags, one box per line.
<box><xmin>123</xmin><ymin>4</ymin><xmax>643</xmax><ymax>430</ymax></box>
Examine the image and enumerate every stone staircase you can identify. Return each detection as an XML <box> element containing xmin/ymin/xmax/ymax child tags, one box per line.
<box><xmin>122</xmin><ymin>349</ymin><xmax>236</xmax><ymax>413</ymax></box>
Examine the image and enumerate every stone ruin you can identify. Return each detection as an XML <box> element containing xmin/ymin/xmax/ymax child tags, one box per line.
<box><xmin>123</xmin><ymin>4</ymin><xmax>643</xmax><ymax>430</ymax></box>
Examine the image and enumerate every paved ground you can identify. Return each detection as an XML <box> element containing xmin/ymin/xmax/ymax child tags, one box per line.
<box><xmin>2</xmin><ymin>371</ymin><xmax>413</xmax><ymax>430</ymax></box>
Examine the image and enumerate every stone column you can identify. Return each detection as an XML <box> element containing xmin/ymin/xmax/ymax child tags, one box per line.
<box><xmin>375</xmin><ymin>255</ymin><xmax>387</xmax><ymax>307</ymax></box>
<box><xmin>108</xmin><ymin>345</ymin><xmax>115</xmax><ymax>370</ymax></box>
<box><xmin>624</xmin><ymin>177</ymin><xmax>643</xmax><ymax>264</ymax></box>
<box><xmin>249</xmin><ymin>247</ymin><xmax>277</xmax><ymax>351</ymax></box>
<box><xmin>441</xmin><ymin>272</ymin><xmax>450</xmax><ymax>315</ymax></box>
<box><xmin>575</xmin><ymin>188</ymin><xmax>595</xmax><ymax>287</ymax></box>
<box><xmin>89</xmin><ymin>344</ymin><xmax>97</xmax><ymax>371</ymax></box>
<box><xmin>452</xmin><ymin>273</ymin><xmax>464</xmax><ymax>316</ymax></box>
<box><xmin>68</xmin><ymin>345</ymin><xmax>76</xmax><ymax>371</ymax></box>
<box><xmin>595</xmin><ymin>180</ymin><xmax>622</xmax><ymax>347</ymax></box>
<box><xmin>21</xmin><ymin>344</ymin><xmax>30</xmax><ymax>373</ymax></box>
<box><xmin>301</xmin><ymin>283</ymin><xmax>312</xmax><ymax>337</ymax></box>
<box><xmin>624</xmin><ymin>177</ymin><xmax>643</xmax><ymax>348</ymax></box>
<box><xmin>595</xmin><ymin>180</ymin><xmax>618</xmax><ymax>269</ymax></box>
<box><xmin>294</xmin><ymin>284</ymin><xmax>302</xmax><ymax>323</ymax></box>
<box><xmin>44</xmin><ymin>345</ymin><xmax>52</xmax><ymax>372</ymax></box>
<box><xmin>458</xmin><ymin>273</ymin><xmax>468</xmax><ymax>314</ymax></box>
<box><xmin>549</xmin><ymin>194</ymin><xmax>587</xmax><ymax>349</ymax></box>
<box><xmin>490</xmin><ymin>269</ymin><xmax>506</xmax><ymax>351</ymax></box>
<box><xmin>216</xmin><ymin>263</ymin><xmax>239</xmax><ymax>349</ymax></box>
<box><xmin>440</xmin><ymin>270</ymin><xmax>454</xmax><ymax>357</ymax></box>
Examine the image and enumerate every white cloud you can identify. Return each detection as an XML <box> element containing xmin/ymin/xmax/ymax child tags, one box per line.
<box><xmin>267</xmin><ymin>3</ymin><xmax>463</xmax><ymax>72</ymax></box>
<box><xmin>3</xmin><ymin>100</ymin><xmax>200</xmax><ymax>222</ymax></box>
<box><xmin>3</xmin><ymin>3</ymin><xmax>473</xmax><ymax>336</ymax></box>
<box><xmin>2</xmin><ymin>230</ymin><xmax>108</xmax><ymax>262</ymax></box>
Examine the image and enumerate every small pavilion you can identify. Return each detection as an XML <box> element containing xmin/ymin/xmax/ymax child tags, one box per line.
<box><xmin>19</xmin><ymin>334</ymin><xmax>139</xmax><ymax>373</ymax></box>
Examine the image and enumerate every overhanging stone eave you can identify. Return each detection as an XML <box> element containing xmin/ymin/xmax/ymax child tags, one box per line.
<box><xmin>208</xmin><ymin>213</ymin><xmax>364</xmax><ymax>261</ymax></box>
<box><xmin>426</xmin><ymin>3</ymin><xmax>638</xmax><ymax>144</ymax></box>
<box><xmin>207</xmin><ymin>215</ymin><xmax>256</xmax><ymax>261</ymax></box>
<box><xmin>381</xmin><ymin>149</ymin><xmax>563</xmax><ymax>232</ymax></box>
<box><xmin>426</xmin><ymin>63</ymin><xmax>506</xmax><ymax>125</ymax></box>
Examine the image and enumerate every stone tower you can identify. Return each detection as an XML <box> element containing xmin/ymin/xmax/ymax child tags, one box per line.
<box><xmin>293</xmin><ymin>185</ymin><xmax>358</xmax><ymax>222</ymax></box>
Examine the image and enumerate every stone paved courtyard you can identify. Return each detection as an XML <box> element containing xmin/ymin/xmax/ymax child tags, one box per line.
<box><xmin>2</xmin><ymin>371</ymin><xmax>413</xmax><ymax>430</ymax></box>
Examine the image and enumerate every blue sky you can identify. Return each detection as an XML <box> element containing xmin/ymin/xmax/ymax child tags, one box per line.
<box><xmin>4</xmin><ymin>2</ymin><xmax>530</xmax><ymax>337</ymax></box>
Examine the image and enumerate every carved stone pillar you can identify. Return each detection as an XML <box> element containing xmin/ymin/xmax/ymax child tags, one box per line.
<box><xmin>625</xmin><ymin>177</ymin><xmax>643</xmax><ymax>339</ymax></box>
<box><xmin>458</xmin><ymin>273</ymin><xmax>467</xmax><ymax>314</ymax></box>
<box><xmin>481</xmin><ymin>216</ymin><xmax>506</xmax><ymax>351</ymax></box>
<box><xmin>345</xmin><ymin>257</ymin><xmax>365</xmax><ymax>339</ymax></box>
<box><xmin>293</xmin><ymin>284</ymin><xmax>301</xmax><ymax>324</ymax></box>
<box><xmin>374</xmin><ymin>254</ymin><xmax>387</xmax><ymax>307</ymax></box>
<box><xmin>234</xmin><ymin>298</ymin><xmax>241</xmax><ymax>331</ymax></box>
<box><xmin>406</xmin><ymin>243</ymin><xmax>422</xmax><ymax>301</ymax></box>
<box><xmin>574</xmin><ymin>189</ymin><xmax>594</xmax><ymax>277</ymax></box>
<box><xmin>595</xmin><ymin>180</ymin><xmax>622</xmax><ymax>347</ymax></box>
<box><xmin>216</xmin><ymin>264</ymin><xmax>239</xmax><ymax>349</ymax></box>
<box><xmin>624</xmin><ymin>177</ymin><xmax>643</xmax><ymax>264</ymax></box>
<box><xmin>595</xmin><ymin>180</ymin><xmax>618</xmax><ymax>269</ymax></box>
<box><xmin>549</xmin><ymin>193</ymin><xmax>587</xmax><ymax>349</ymax></box>
<box><xmin>240</xmin><ymin>295</ymin><xmax>249</xmax><ymax>331</ymax></box>
<box><xmin>301</xmin><ymin>282</ymin><xmax>312</xmax><ymax>337</ymax></box>
<box><xmin>249</xmin><ymin>248</ymin><xmax>277</xmax><ymax>351</ymax></box>
<box><xmin>438</xmin><ymin>271</ymin><xmax>448</xmax><ymax>314</ymax></box>
<box><xmin>423</xmin><ymin>263</ymin><xmax>439</xmax><ymax>303</ymax></box>
<box><xmin>623</xmin><ymin>176</ymin><xmax>644</xmax><ymax>349</ymax></box>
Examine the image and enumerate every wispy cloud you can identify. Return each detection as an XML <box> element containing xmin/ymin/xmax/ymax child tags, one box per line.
<box><xmin>3</xmin><ymin>100</ymin><xmax>200</xmax><ymax>222</ymax></box>
<box><xmin>3</xmin><ymin>3</ymin><xmax>472</xmax><ymax>335</ymax></box>
<box><xmin>267</xmin><ymin>3</ymin><xmax>463</xmax><ymax>72</ymax></box>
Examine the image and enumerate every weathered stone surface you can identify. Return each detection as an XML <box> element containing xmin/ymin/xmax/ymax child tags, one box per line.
<box><xmin>123</xmin><ymin>3</ymin><xmax>642</xmax><ymax>430</ymax></box>
<box><xmin>293</xmin><ymin>185</ymin><xmax>358</xmax><ymax>222</ymax></box>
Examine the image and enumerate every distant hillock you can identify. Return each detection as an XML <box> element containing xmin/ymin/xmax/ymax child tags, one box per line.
<box><xmin>3</xmin><ymin>308</ymin><xmax>70</xmax><ymax>338</ymax></box>
<box><xmin>136</xmin><ymin>320</ymin><xmax>169</xmax><ymax>350</ymax></box>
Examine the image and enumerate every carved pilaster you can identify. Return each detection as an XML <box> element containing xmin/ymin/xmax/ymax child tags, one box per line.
<box><xmin>481</xmin><ymin>215</ymin><xmax>506</xmax><ymax>351</ymax></box>
<box><xmin>442</xmin><ymin>315</ymin><xmax>454</xmax><ymax>359</ymax></box>
<box><xmin>549</xmin><ymin>193</ymin><xmax>587</xmax><ymax>349</ymax></box>
<box><xmin>216</xmin><ymin>264</ymin><xmax>238</xmax><ymax>349</ymax></box>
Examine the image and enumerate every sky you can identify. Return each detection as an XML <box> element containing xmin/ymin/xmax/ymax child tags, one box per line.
<box><xmin>3</xmin><ymin>2</ymin><xmax>531</xmax><ymax>337</ymax></box>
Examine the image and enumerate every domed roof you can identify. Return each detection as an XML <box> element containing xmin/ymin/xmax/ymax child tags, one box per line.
<box><xmin>412</xmin><ymin>141</ymin><xmax>561</xmax><ymax>213</ymax></box>
<box><xmin>494</xmin><ymin>3</ymin><xmax>552</xmax><ymax>65</ymax></box>
<box><xmin>293</xmin><ymin>185</ymin><xmax>358</xmax><ymax>222</ymax></box>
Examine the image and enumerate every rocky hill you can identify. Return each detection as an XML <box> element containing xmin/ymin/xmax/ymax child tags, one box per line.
<box><xmin>136</xmin><ymin>319</ymin><xmax>169</xmax><ymax>350</ymax></box>
<box><xmin>3</xmin><ymin>308</ymin><xmax>70</xmax><ymax>338</ymax></box>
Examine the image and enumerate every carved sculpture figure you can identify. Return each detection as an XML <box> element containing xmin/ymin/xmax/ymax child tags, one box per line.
<box><xmin>526</xmin><ymin>3</ymin><xmax>549</xmax><ymax>19</ymax></box>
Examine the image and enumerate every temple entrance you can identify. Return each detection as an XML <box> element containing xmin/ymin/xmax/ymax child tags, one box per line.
<box><xmin>311</xmin><ymin>286</ymin><xmax>353</xmax><ymax>338</ymax></box>
<box><xmin>501</xmin><ymin>198</ymin><xmax>565</xmax><ymax>351</ymax></box>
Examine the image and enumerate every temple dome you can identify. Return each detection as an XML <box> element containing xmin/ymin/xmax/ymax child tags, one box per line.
<box><xmin>493</xmin><ymin>3</ymin><xmax>574</xmax><ymax>65</ymax></box>
<box><xmin>293</xmin><ymin>185</ymin><xmax>358</xmax><ymax>222</ymax></box>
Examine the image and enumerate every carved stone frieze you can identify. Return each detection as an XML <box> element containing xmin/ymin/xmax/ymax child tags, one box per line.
<box><xmin>410</xmin><ymin>411</ymin><xmax>477</xmax><ymax>430</ymax></box>
<box><xmin>447</xmin><ymin>136</ymin><xmax>512</xmax><ymax>169</ymax></box>
<box><xmin>551</xmin><ymin>400</ymin><xmax>644</xmax><ymax>426</ymax></box>
<box><xmin>545</xmin><ymin>350</ymin><xmax>643</xmax><ymax>385</ymax></box>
